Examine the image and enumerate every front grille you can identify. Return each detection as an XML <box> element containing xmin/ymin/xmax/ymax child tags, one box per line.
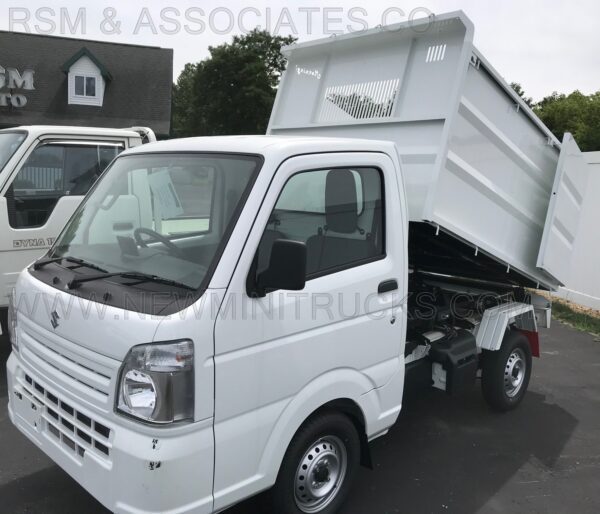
<box><xmin>19</xmin><ymin>373</ymin><xmax>112</xmax><ymax>461</ymax></box>
<box><xmin>18</xmin><ymin>320</ymin><xmax>118</xmax><ymax>408</ymax></box>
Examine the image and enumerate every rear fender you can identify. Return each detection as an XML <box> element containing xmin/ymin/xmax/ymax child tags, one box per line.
<box><xmin>476</xmin><ymin>302</ymin><xmax>537</xmax><ymax>352</ymax></box>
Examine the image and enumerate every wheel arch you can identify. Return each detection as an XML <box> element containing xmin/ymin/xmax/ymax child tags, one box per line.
<box><xmin>256</xmin><ymin>369</ymin><xmax>381</xmax><ymax>488</ymax></box>
<box><xmin>312</xmin><ymin>398</ymin><xmax>373</xmax><ymax>469</ymax></box>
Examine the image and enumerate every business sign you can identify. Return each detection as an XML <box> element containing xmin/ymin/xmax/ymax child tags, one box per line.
<box><xmin>0</xmin><ymin>66</ymin><xmax>35</xmax><ymax>108</ymax></box>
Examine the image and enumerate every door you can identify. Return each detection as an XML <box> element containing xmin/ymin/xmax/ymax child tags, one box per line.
<box><xmin>211</xmin><ymin>152</ymin><xmax>407</xmax><ymax>510</ymax></box>
<box><xmin>0</xmin><ymin>139</ymin><xmax>124</xmax><ymax>305</ymax></box>
<box><xmin>537</xmin><ymin>133</ymin><xmax>590</xmax><ymax>285</ymax></box>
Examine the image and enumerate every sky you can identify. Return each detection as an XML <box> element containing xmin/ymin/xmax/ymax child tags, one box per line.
<box><xmin>1</xmin><ymin>0</ymin><xmax>599</xmax><ymax>101</ymax></box>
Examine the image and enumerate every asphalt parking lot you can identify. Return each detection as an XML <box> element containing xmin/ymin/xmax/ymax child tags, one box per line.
<box><xmin>1</xmin><ymin>320</ymin><xmax>599</xmax><ymax>514</ymax></box>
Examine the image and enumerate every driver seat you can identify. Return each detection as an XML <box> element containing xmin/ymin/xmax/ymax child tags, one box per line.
<box><xmin>306</xmin><ymin>169</ymin><xmax>376</xmax><ymax>275</ymax></box>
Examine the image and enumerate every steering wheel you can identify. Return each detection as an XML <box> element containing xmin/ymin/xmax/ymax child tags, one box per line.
<box><xmin>133</xmin><ymin>227</ymin><xmax>184</xmax><ymax>257</ymax></box>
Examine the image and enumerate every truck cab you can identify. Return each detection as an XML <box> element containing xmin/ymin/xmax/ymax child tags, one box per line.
<box><xmin>0</xmin><ymin>126</ymin><xmax>154</xmax><ymax>327</ymax></box>
<box><xmin>7</xmin><ymin>136</ymin><xmax>410</xmax><ymax>513</ymax></box>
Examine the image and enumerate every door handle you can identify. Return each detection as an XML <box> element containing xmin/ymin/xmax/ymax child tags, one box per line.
<box><xmin>378</xmin><ymin>279</ymin><xmax>398</xmax><ymax>294</ymax></box>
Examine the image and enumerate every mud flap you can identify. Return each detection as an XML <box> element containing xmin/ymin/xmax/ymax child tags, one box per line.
<box><xmin>520</xmin><ymin>329</ymin><xmax>540</xmax><ymax>358</ymax></box>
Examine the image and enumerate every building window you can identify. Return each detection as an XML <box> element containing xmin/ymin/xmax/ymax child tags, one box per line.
<box><xmin>74</xmin><ymin>75</ymin><xmax>97</xmax><ymax>97</ymax></box>
<box><xmin>86</xmin><ymin>76</ymin><xmax>96</xmax><ymax>96</ymax></box>
<box><xmin>64</xmin><ymin>50</ymin><xmax>109</xmax><ymax>107</ymax></box>
<box><xmin>69</xmin><ymin>71</ymin><xmax>103</xmax><ymax>106</ymax></box>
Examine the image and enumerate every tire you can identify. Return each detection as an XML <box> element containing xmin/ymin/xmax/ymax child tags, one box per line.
<box><xmin>267</xmin><ymin>411</ymin><xmax>361</xmax><ymax>514</ymax></box>
<box><xmin>481</xmin><ymin>330</ymin><xmax>532</xmax><ymax>412</ymax></box>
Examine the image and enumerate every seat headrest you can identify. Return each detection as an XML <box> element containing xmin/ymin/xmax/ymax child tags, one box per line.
<box><xmin>325</xmin><ymin>169</ymin><xmax>358</xmax><ymax>234</ymax></box>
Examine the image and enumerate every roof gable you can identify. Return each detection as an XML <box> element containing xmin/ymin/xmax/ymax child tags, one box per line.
<box><xmin>0</xmin><ymin>31</ymin><xmax>173</xmax><ymax>136</ymax></box>
<box><xmin>61</xmin><ymin>47</ymin><xmax>112</xmax><ymax>81</ymax></box>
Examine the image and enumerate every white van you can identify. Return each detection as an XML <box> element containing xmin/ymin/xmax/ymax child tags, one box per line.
<box><xmin>5</xmin><ymin>11</ymin><xmax>589</xmax><ymax>514</ymax></box>
<box><xmin>0</xmin><ymin>126</ymin><xmax>154</xmax><ymax>330</ymax></box>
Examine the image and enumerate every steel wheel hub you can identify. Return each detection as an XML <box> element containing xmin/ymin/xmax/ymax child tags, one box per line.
<box><xmin>294</xmin><ymin>436</ymin><xmax>347</xmax><ymax>513</ymax></box>
<box><xmin>504</xmin><ymin>348</ymin><xmax>526</xmax><ymax>397</ymax></box>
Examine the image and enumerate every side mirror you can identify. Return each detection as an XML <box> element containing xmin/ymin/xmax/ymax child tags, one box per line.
<box><xmin>256</xmin><ymin>240</ymin><xmax>307</xmax><ymax>296</ymax></box>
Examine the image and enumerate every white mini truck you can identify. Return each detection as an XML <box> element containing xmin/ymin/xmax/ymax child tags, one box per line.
<box><xmin>5</xmin><ymin>12</ymin><xmax>591</xmax><ymax>514</ymax></box>
<box><xmin>0</xmin><ymin>125</ymin><xmax>155</xmax><ymax>332</ymax></box>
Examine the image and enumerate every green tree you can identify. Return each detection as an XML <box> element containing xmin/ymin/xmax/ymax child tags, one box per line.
<box><xmin>510</xmin><ymin>82</ymin><xmax>534</xmax><ymax>108</ymax></box>
<box><xmin>509</xmin><ymin>83</ymin><xmax>600</xmax><ymax>152</ymax></box>
<box><xmin>534</xmin><ymin>91</ymin><xmax>600</xmax><ymax>151</ymax></box>
<box><xmin>172</xmin><ymin>30</ymin><xmax>296</xmax><ymax>137</ymax></box>
<box><xmin>231</xmin><ymin>30</ymin><xmax>293</xmax><ymax>88</ymax></box>
<box><xmin>172</xmin><ymin>63</ymin><xmax>198</xmax><ymax>138</ymax></box>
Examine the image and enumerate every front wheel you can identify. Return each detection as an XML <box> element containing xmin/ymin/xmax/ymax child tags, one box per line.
<box><xmin>481</xmin><ymin>330</ymin><xmax>532</xmax><ymax>412</ymax></box>
<box><xmin>267</xmin><ymin>411</ymin><xmax>361</xmax><ymax>514</ymax></box>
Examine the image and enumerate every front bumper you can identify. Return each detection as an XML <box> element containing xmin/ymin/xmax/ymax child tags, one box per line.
<box><xmin>7</xmin><ymin>352</ymin><xmax>215</xmax><ymax>514</ymax></box>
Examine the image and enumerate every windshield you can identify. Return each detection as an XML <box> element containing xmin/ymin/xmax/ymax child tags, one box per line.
<box><xmin>0</xmin><ymin>131</ymin><xmax>27</xmax><ymax>171</ymax></box>
<box><xmin>49</xmin><ymin>152</ymin><xmax>261</xmax><ymax>291</ymax></box>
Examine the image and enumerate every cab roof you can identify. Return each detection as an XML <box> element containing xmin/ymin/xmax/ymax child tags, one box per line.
<box><xmin>1</xmin><ymin>125</ymin><xmax>142</xmax><ymax>139</ymax></box>
<box><xmin>121</xmin><ymin>135</ymin><xmax>397</xmax><ymax>160</ymax></box>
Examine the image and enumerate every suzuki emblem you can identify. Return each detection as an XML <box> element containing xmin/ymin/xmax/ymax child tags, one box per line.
<box><xmin>50</xmin><ymin>310</ymin><xmax>60</xmax><ymax>329</ymax></box>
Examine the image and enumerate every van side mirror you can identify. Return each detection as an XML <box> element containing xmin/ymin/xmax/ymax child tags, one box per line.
<box><xmin>256</xmin><ymin>240</ymin><xmax>307</xmax><ymax>296</ymax></box>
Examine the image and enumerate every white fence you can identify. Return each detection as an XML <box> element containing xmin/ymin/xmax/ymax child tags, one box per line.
<box><xmin>14</xmin><ymin>167</ymin><xmax>62</xmax><ymax>191</ymax></box>
<box><xmin>554</xmin><ymin>151</ymin><xmax>600</xmax><ymax>310</ymax></box>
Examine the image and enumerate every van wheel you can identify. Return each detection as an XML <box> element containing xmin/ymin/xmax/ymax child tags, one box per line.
<box><xmin>268</xmin><ymin>411</ymin><xmax>361</xmax><ymax>514</ymax></box>
<box><xmin>481</xmin><ymin>330</ymin><xmax>532</xmax><ymax>412</ymax></box>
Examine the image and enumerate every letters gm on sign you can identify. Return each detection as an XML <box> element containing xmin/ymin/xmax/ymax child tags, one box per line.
<box><xmin>0</xmin><ymin>66</ymin><xmax>35</xmax><ymax>108</ymax></box>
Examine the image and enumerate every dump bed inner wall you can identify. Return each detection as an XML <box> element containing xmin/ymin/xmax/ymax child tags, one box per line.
<box><xmin>269</xmin><ymin>12</ymin><xmax>562</xmax><ymax>290</ymax></box>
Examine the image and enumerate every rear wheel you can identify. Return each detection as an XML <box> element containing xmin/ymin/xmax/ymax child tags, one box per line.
<box><xmin>268</xmin><ymin>411</ymin><xmax>361</xmax><ymax>514</ymax></box>
<box><xmin>481</xmin><ymin>330</ymin><xmax>532</xmax><ymax>412</ymax></box>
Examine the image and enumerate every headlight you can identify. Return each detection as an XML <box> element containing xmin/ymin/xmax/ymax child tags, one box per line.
<box><xmin>117</xmin><ymin>340</ymin><xmax>194</xmax><ymax>424</ymax></box>
<box><xmin>7</xmin><ymin>288</ymin><xmax>18</xmax><ymax>353</ymax></box>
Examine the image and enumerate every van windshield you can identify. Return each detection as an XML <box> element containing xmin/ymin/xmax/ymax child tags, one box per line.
<box><xmin>48</xmin><ymin>152</ymin><xmax>261</xmax><ymax>291</ymax></box>
<box><xmin>0</xmin><ymin>131</ymin><xmax>26</xmax><ymax>171</ymax></box>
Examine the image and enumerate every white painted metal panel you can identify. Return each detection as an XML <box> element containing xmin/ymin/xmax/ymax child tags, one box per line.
<box><xmin>537</xmin><ymin>133</ymin><xmax>590</xmax><ymax>285</ymax></box>
<box><xmin>476</xmin><ymin>303</ymin><xmax>536</xmax><ymax>351</ymax></box>
<box><xmin>435</xmin><ymin>58</ymin><xmax>560</xmax><ymax>289</ymax></box>
<box><xmin>270</xmin><ymin>13</ymin><xmax>472</xmax><ymax>223</ymax></box>
<box><xmin>268</xmin><ymin>10</ymin><xmax>569</xmax><ymax>290</ymax></box>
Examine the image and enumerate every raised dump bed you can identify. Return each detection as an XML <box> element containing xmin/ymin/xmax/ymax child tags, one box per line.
<box><xmin>268</xmin><ymin>11</ymin><xmax>589</xmax><ymax>291</ymax></box>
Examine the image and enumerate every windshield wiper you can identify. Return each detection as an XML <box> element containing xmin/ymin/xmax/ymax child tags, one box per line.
<box><xmin>33</xmin><ymin>256</ymin><xmax>108</xmax><ymax>273</ymax></box>
<box><xmin>68</xmin><ymin>271</ymin><xmax>195</xmax><ymax>291</ymax></box>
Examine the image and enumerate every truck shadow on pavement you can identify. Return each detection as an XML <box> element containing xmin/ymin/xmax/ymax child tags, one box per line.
<box><xmin>226</xmin><ymin>384</ymin><xmax>577</xmax><ymax>514</ymax></box>
<box><xmin>0</xmin><ymin>335</ymin><xmax>577</xmax><ymax>514</ymax></box>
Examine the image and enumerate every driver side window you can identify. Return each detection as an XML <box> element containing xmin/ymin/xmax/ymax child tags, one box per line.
<box><xmin>256</xmin><ymin>167</ymin><xmax>384</xmax><ymax>278</ymax></box>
